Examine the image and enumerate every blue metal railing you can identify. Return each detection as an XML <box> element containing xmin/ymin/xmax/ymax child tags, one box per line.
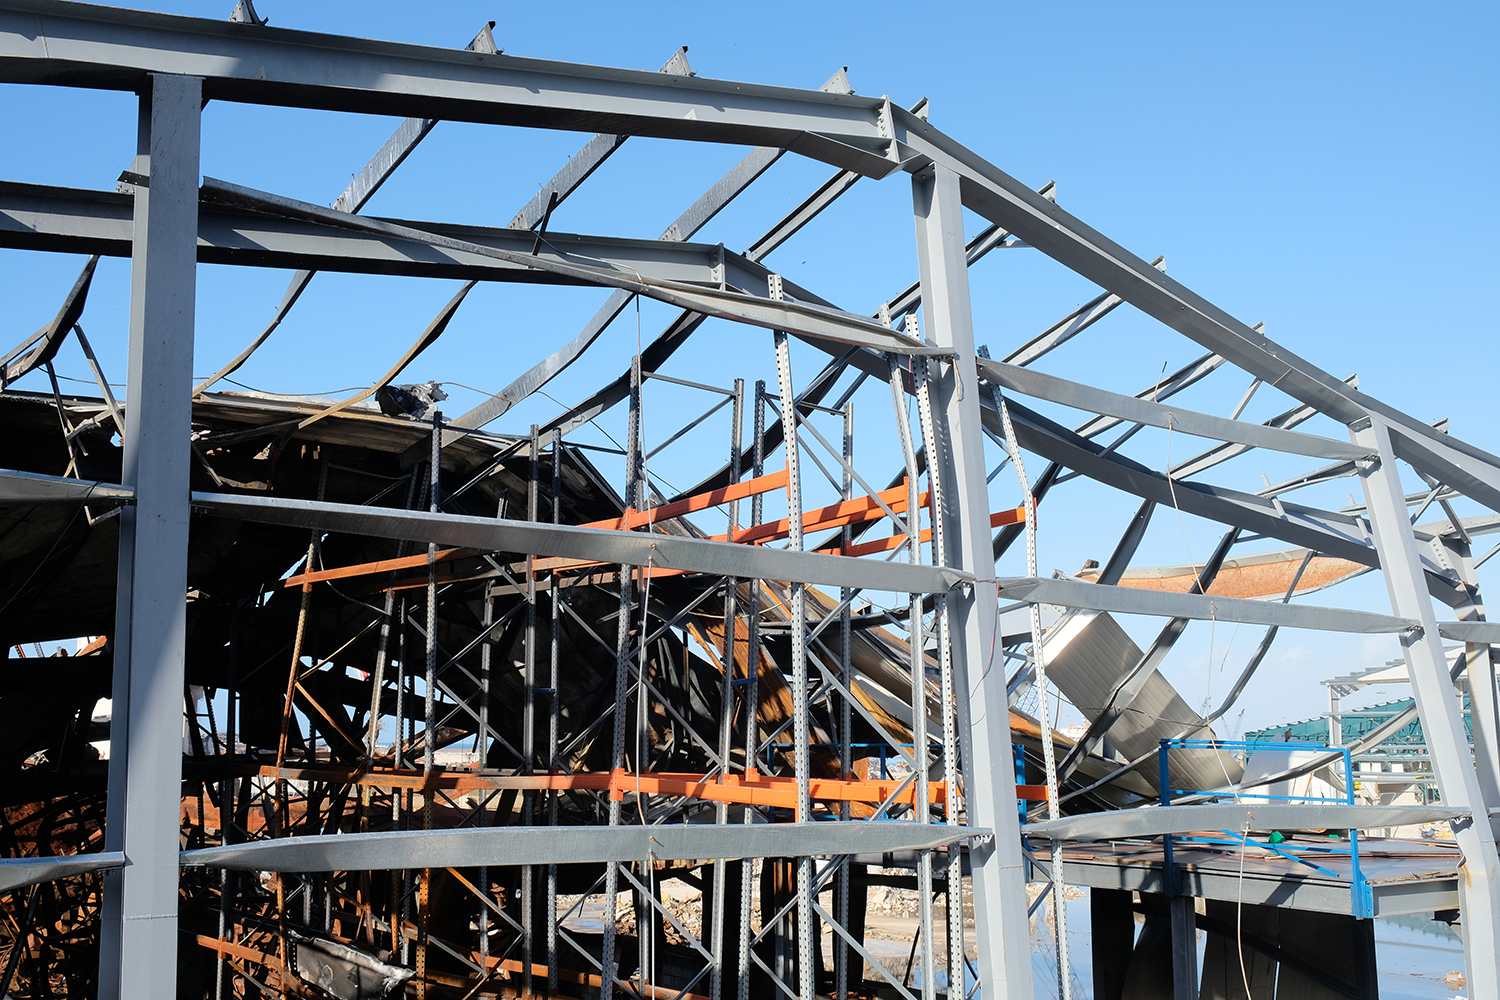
<box><xmin>1157</xmin><ymin>738</ymin><xmax>1373</xmax><ymax>918</ymax></box>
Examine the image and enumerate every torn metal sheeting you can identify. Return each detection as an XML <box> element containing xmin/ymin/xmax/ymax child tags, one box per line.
<box><xmin>996</xmin><ymin>577</ymin><xmax>1416</xmax><ymax>634</ymax></box>
<box><xmin>1024</xmin><ymin>804</ymin><xmax>1465</xmax><ymax>843</ymax></box>
<box><xmin>182</xmin><ymin>823</ymin><xmax>988</xmax><ymax>872</ymax></box>
<box><xmin>192</xmin><ymin>491</ymin><xmax>969</xmax><ymax>593</ymax></box>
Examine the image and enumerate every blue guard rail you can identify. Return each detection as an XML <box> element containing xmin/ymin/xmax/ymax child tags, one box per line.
<box><xmin>1157</xmin><ymin>738</ymin><xmax>1373</xmax><ymax>918</ymax></box>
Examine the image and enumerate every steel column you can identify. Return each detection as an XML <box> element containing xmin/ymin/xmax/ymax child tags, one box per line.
<box><xmin>99</xmin><ymin>71</ymin><xmax>201</xmax><ymax>1000</ymax></box>
<box><xmin>1355</xmin><ymin>416</ymin><xmax>1500</xmax><ymax>996</ymax></box>
<box><xmin>911</xmin><ymin>162</ymin><xmax>1032</xmax><ymax>1000</ymax></box>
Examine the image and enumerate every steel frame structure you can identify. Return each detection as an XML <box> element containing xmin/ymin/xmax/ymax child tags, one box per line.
<box><xmin>0</xmin><ymin>3</ymin><xmax>1497</xmax><ymax>999</ymax></box>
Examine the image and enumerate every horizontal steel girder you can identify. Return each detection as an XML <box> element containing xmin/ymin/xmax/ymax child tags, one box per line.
<box><xmin>191</xmin><ymin>491</ymin><xmax>968</xmax><ymax>594</ymax></box>
<box><xmin>0</xmin><ymin>467</ymin><xmax>133</xmax><ymax>506</ymax></box>
<box><xmin>1439</xmin><ymin>621</ymin><xmax>1500</xmax><ymax>644</ymax></box>
<box><xmin>0</xmin><ymin>179</ymin><xmax>934</xmax><ymax>357</ymax></box>
<box><xmin>0</xmin><ymin>852</ymin><xmax>125</xmax><ymax>893</ymax></box>
<box><xmin>0</xmin><ymin>1</ymin><xmax>900</xmax><ymax>175</ymax></box>
<box><xmin>181</xmin><ymin>822</ymin><xmax>988</xmax><ymax>872</ymax></box>
<box><xmin>976</xmin><ymin>356</ymin><xmax>1368</xmax><ymax>462</ymax></box>
<box><xmin>992</xmin><ymin>396</ymin><xmax>1382</xmax><ymax>566</ymax></box>
<box><xmin>1025</xmin><ymin>804</ymin><xmax>1462</xmax><ymax>842</ymax></box>
<box><xmin>995</xmin><ymin>576</ymin><xmax>1416</xmax><ymax>634</ymax></box>
<box><xmin>7</xmin><ymin>4</ymin><xmax>1500</xmax><ymax>507</ymax></box>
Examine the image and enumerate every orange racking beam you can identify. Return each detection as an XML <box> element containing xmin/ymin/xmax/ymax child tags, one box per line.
<box><xmin>282</xmin><ymin>467</ymin><xmax>789</xmax><ymax>589</ymax></box>
<box><xmin>256</xmin><ymin>764</ymin><xmax>947</xmax><ymax>809</ymax></box>
<box><xmin>581</xmin><ymin>466</ymin><xmax>788</xmax><ymax>531</ymax></box>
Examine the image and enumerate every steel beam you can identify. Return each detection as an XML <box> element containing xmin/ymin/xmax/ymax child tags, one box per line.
<box><xmin>912</xmin><ymin>162</ymin><xmax>1033</xmax><ymax>1000</ymax></box>
<box><xmin>977</xmin><ymin>356</ymin><xmax>1368</xmax><ymax>462</ymax></box>
<box><xmin>181</xmin><ymin>823</ymin><xmax>986</xmax><ymax>872</ymax></box>
<box><xmin>0</xmin><ymin>180</ymin><xmax>789</xmax><ymax>296</ymax></box>
<box><xmin>1025</xmin><ymin>804</ymin><xmax>1464</xmax><ymax>842</ymax></box>
<box><xmin>453</xmin><ymin>142</ymin><xmax>782</xmax><ymax>433</ymax></box>
<box><xmin>98</xmin><ymin>72</ymin><xmax>199</xmax><ymax>1000</ymax></box>
<box><xmin>0</xmin><ymin>853</ymin><xmax>125</xmax><ymax>893</ymax></box>
<box><xmin>892</xmin><ymin>107</ymin><xmax>1500</xmax><ymax>502</ymax></box>
<box><xmin>0</xmin><ymin>467</ymin><xmax>132</xmax><ymax>506</ymax></box>
<box><xmin>993</xmin><ymin>397</ymin><xmax>1384</xmax><ymax>567</ymax></box>
<box><xmin>1440</xmin><ymin>621</ymin><xmax>1500</xmax><ymax>643</ymax></box>
<box><xmin>0</xmin><ymin>2</ymin><xmax>899</xmax><ymax>174</ymax></box>
<box><xmin>1354</xmin><ymin>417</ymin><xmax>1500</xmax><ymax>997</ymax></box>
<box><xmin>191</xmin><ymin>491</ymin><xmax>965</xmax><ymax>594</ymax></box>
<box><xmin>997</xmin><ymin>576</ymin><xmax>1415</xmax><ymax>634</ymax></box>
<box><xmin>8</xmin><ymin>1</ymin><xmax>1500</xmax><ymax>511</ymax></box>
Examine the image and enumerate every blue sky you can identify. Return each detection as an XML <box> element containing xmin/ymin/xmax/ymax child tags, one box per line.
<box><xmin>1</xmin><ymin>1</ymin><xmax>1496</xmax><ymax>733</ymax></box>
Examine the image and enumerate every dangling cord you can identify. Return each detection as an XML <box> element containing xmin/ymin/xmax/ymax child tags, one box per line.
<box><xmin>995</xmin><ymin>386</ymin><xmax>1071</xmax><ymax>1000</ymax></box>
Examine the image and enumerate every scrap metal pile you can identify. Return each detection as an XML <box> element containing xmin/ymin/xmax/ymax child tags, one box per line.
<box><xmin>0</xmin><ymin>3</ymin><xmax>1497</xmax><ymax>1000</ymax></box>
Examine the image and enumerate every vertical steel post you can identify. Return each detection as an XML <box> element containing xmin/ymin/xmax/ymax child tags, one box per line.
<box><xmin>416</xmin><ymin>410</ymin><xmax>440</xmax><ymax>1000</ymax></box>
<box><xmin>711</xmin><ymin>378</ymin><xmax>744</xmax><ymax>1000</ymax></box>
<box><xmin>477</xmin><ymin>497</ymin><xmax>497</xmax><ymax>972</ymax></box>
<box><xmin>602</xmin><ymin>354</ymin><xmax>643</xmax><ymax>1000</ymax></box>
<box><xmin>98</xmin><ymin>72</ymin><xmax>201</xmax><ymax>1000</ymax></box>
<box><xmin>548</xmin><ymin>426</ymin><xmax>563</xmax><ymax>996</ymax></box>
<box><xmin>911</xmin><ymin>351</ymin><xmax>945</xmax><ymax>1000</ymax></box>
<box><xmin>1441</xmin><ymin>537</ymin><xmax>1500</xmax><ymax>831</ymax></box>
<box><xmin>769</xmin><ymin>274</ymin><xmax>813</xmax><ymax>1000</ymax></box>
<box><xmin>1354</xmin><ymin>417</ymin><xmax>1500</xmax><ymax>996</ymax></box>
<box><xmin>910</xmin><ymin>163</ymin><xmax>1033</xmax><ymax>1000</ymax></box>
<box><xmin>913</xmin><ymin>343</ymin><xmax>965</xmax><ymax>999</ymax></box>
<box><xmin>737</xmin><ymin>382</ymin><xmax>767</xmax><ymax>1000</ymax></box>
<box><xmin>522</xmin><ymin>423</ymin><xmax>539</xmax><ymax>996</ymax></box>
<box><xmin>835</xmin><ymin>398</ymin><xmax>854</xmax><ymax>1000</ymax></box>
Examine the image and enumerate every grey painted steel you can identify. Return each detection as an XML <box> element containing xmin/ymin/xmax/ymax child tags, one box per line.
<box><xmin>1169</xmin><ymin>895</ymin><xmax>1196</xmax><ymax>1000</ymax></box>
<box><xmin>661</xmin><ymin>145</ymin><xmax>781</xmax><ymax>242</ymax></box>
<box><xmin>1</xmin><ymin>181</ymin><xmax>789</xmax><ymax>300</ymax></box>
<box><xmin>912</xmin><ymin>162</ymin><xmax>1033</xmax><ymax>1000</ymax></box>
<box><xmin>455</xmin><ymin>143</ymin><xmax>783</xmax><ymax>434</ymax></box>
<box><xmin>0</xmin><ymin>252</ymin><xmax>96</xmax><ymax>385</ymax></box>
<box><xmin>996</xmin><ymin>576</ymin><xmax>1414</xmax><ymax>633</ymax></box>
<box><xmin>98</xmin><ymin>73</ymin><xmax>200</xmax><ymax>1000</ymax></box>
<box><xmin>1</xmin><ymin>176</ymin><xmax>937</xmax><ymax>357</ymax></box>
<box><xmin>993</xmin><ymin>398</ymin><xmax>1384</xmax><ymax>568</ymax></box>
<box><xmin>191</xmin><ymin>491</ymin><xmax>966</xmax><ymax>593</ymax></box>
<box><xmin>1001</xmin><ymin>287</ymin><xmax>1129</xmax><ymax>369</ymax></box>
<box><xmin>509</xmin><ymin>132</ymin><xmax>622</xmax><ymax>230</ymax></box>
<box><xmin>197</xmin><ymin>17</ymin><xmax>505</xmax><ymax>396</ymax></box>
<box><xmin>0</xmin><ymin>2</ymin><xmax>901</xmax><ymax>175</ymax></box>
<box><xmin>976</xmin><ymin>356</ymin><xmax>1368</xmax><ymax>462</ymax></box>
<box><xmin>1047</xmin><ymin>850</ymin><xmax>1459</xmax><ymax>919</ymax></box>
<box><xmin>1440</xmin><ymin>621</ymin><xmax>1500</xmax><ymax>644</ymax></box>
<box><xmin>0</xmin><ymin>468</ymin><xmax>132</xmax><ymax>506</ymax></box>
<box><xmin>10</xmin><ymin>0</ymin><xmax>1500</xmax><ymax>517</ymax></box>
<box><xmin>1025</xmin><ymin>804</ymin><xmax>1465</xmax><ymax>842</ymax></box>
<box><xmin>891</xmin><ymin>107</ymin><xmax>1500</xmax><ymax>508</ymax></box>
<box><xmin>192</xmin><ymin>113</ymin><xmax>436</xmax><ymax>395</ymax></box>
<box><xmin>181</xmin><ymin>823</ymin><xmax>987</xmax><ymax>872</ymax></box>
<box><xmin>0</xmin><ymin>852</ymin><xmax>125</xmax><ymax>893</ymax></box>
<box><xmin>509</xmin><ymin>46</ymin><xmax>702</xmax><ymax>235</ymax></box>
<box><xmin>1356</xmin><ymin>417</ymin><xmax>1500</xmax><ymax>997</ymax></box>
<box><xmin>200</xmin><ymin>178</ymin><xmax>931</xmax><ymax>355</ymax></box>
